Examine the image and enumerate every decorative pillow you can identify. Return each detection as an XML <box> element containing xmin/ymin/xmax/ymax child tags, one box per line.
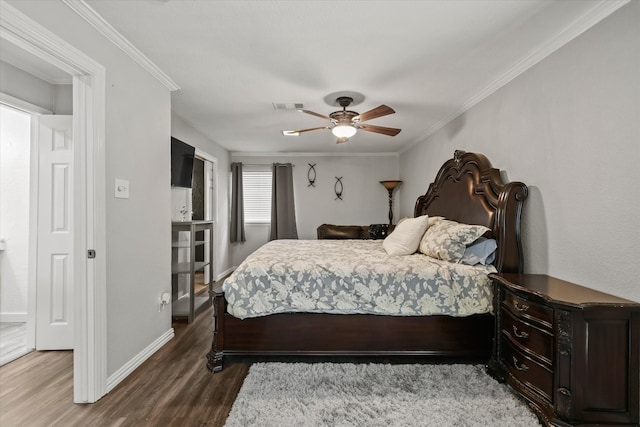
<box><xmin>459</xmin><ymin>237</ymin><xmax>497</xmax><ymax>266</ymax></box>
<box><xmin>389</xmin><ymin>216</ymin><xmax>441</xmax><ymax>234</ymax></box>
<box><xmin>383</xmin><ymin>215</ymin><xmax>430</xmax><ymax>256</ymax></box>
<box><xmin>428</xmin><ymin>216</ymin><xmax>444</xmax><ymax>227</ymax></box>
<box><xmin>419</xmin><ymin>219</ymin><xmax>490</xmax><ymax>262</ymax></box>
<box><xmin>395</xmin><ymin>217</ymin><xmax>410</xmax><ymax>226</ymax></box>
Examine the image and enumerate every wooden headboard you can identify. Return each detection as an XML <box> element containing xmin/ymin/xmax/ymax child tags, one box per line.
<box><xmin>414</xmin><ymin>150</ymin><xmax>528</xmax><ymax>274</ymax></box>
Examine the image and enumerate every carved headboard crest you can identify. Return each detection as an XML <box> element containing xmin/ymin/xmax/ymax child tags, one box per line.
<box><xmin>414</xmin><ymin>151</ymin><xmax>528</xmax><ymax>273</ymax></box>
<box><xmin>454</xmin><ymin>149</ymin><xmax>465</xmax><ymax>166</ymax></box>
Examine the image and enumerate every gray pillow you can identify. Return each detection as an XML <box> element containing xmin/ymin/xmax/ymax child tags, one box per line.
<box><xmin>459</xmin><ymin>237</ymin><xmax>497</xmax><ymax>266</ymax></box>
<box><xmin>419</xmin><ymin>219</ymin><xmax>490</xmax><ymax>263</ymax></box>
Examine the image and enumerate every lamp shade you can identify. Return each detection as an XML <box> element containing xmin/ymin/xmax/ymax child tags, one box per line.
<box><xmin>331</xmin><ymin>124</ymin><xmax>357</xmax><ymax>138</ymax></box>
<box><xmin>380</xmin><ymin>180</ymin><xmax>402</xmax><ymax>191</ymax></box>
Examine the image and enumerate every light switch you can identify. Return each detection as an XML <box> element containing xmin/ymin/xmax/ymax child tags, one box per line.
<box><xmin>115</xmin><ymin>178</ymin><xmax>129</xmax><ymax>199</ymax></box>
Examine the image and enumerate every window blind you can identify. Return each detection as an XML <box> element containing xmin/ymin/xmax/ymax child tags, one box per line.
<box><xmin>243</xmin><ymin>168</ymin><xmax>272</xmax><ymax>223</ymax></box>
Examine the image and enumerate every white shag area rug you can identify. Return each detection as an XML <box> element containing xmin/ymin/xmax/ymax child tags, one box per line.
<box><xmin>224</xmin><ymin>363</ymin><xmax>541</xmax><ymax>427</ymax></box>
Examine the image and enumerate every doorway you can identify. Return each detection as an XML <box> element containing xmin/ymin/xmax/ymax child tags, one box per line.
<box><xmin>0</xmin><ymin>102</ymin><xmax>74</xmax><ymax>363</ymax></box>
<box><xmin>0</xmin><ymin>104</ymin><xmax>32</xmax><ymax>365</ymax></box>
<box><xmin>191</xmin><ymin>154</ymin><xmax>216</xmax><ymax>293</ymax></box>
<box><xmin>1</xmin><ymin>2</ymin><xmax>107</xmax><ymax>403</ymax></box>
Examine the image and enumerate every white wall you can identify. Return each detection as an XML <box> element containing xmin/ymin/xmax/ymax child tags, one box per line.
<box><xmin>230</xmin><ymin>153</ymin><xmax>399</xmax><ymax>266</ymax></box>
<box><xmin>399</xmin><ymin>2</ymin><xmax>640</xmax><ymax>303</ymax></box>
<box><xmin>172</xmin><ymin>112</ymin><xmax>232</xmax><ymax>280</ymax></box>
<box><xmin>0</xmin><ymin>61</ymin><xmax>53</xmax><ymax>111</ymax></box>
<box><xmin>53</xmin><ymin>84</ymin><xmax>72</xmax><ymax>115</ymax></box>
<box><xmin>0</xmin><ymin>60</ymin><xmax>72</xmax><ymax>114</ymax></box>
<box><xmin>7</xmin><ymin>0</ymin><xmax>173</xmax><ymax>376</ymax></box>
<box><xmin>0</xmin><ymin>105</ymin><xmax>31</xmax><ymax>321</ymax></box>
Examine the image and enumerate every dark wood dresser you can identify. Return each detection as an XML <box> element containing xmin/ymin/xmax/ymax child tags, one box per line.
<box><xmin>488</xmin><ymin>273</ymin><xmax>639</xmax><ymax>426</ymax></box>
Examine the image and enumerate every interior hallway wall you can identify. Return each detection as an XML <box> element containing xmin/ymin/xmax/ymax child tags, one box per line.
<box><xmin>0</xmin><ymin>61</ymin><xmax>72</xmax><ymax>114</ymax></box>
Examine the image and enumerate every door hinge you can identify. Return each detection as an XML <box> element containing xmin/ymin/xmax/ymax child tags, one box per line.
<box><xmin>88</xmin><ymin>249</ymin><xmax>96</xmax><ymax>259</ymax></box>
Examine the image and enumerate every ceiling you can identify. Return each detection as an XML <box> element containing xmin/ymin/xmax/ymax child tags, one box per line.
<box><xmin>79</xmin><ymin>0</ymin><xmax>609</xmax><ymax>154</ymax></box>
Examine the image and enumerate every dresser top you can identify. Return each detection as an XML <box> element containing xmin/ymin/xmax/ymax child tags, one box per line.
<box><xmin>491</xmin><ymin>273</ymin><xmax>639</xmax><ymax>307</ymax></box>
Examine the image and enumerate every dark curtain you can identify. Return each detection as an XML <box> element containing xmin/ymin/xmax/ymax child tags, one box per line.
<box><xmin>230</xmin><ymin>162</ymin><xmax>245</xmax><ymax>243</ymax></box>
<box><xmin>270</xmin><ymin>163</ymin><xmax>298</xmax><ymax>240</ymax></box>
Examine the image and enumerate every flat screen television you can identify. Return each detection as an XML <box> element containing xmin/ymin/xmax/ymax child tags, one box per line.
<box><xmin>171</xmin><ymin>137</ymin><xmax>195</xmax><ymax>188</ymax></box>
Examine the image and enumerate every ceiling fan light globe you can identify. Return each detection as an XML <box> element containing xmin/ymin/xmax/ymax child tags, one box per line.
<box><xmin>331</xmin><ymin>124</ymin><xmax>357</xmax><ymax>138</ymax></box>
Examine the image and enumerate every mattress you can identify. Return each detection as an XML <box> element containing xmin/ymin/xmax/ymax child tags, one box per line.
<box><xmin>222</xmin><ymin>239</ymin><xmax>496</xmax><ymax>319</ymax></box>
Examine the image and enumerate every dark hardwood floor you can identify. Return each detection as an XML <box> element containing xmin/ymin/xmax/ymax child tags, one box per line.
<box><xmin>0</xmin><ymin>305</ymin><xmax>248</xmax><ymax>427</ymax></box>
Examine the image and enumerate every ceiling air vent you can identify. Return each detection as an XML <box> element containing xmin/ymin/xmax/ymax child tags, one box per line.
<box><xmin>273</xmin><ymin>102</ymin><xmax>304</xmax><ymax>110</ymax></box>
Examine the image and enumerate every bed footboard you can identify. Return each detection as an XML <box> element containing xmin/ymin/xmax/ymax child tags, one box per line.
<box><xmin>207</xmin><ymin>290</ymin><xmax>493</xmax><ymax>372</ymax></box>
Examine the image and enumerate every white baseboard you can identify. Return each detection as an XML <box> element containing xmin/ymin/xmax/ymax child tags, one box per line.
<box><xmin>105</xmin><ymin>328</ymin><xmax>174</xmax><ymax>394</ymax></box>
<box><xmin>0</xmin><ymin>313</ymin><xmax>28</xmax><ymax>322</ymax></box>
<box><xmin>216</xmin><ymin>267</ymin><xmax>235</xmax><ymax>281</ymax></box>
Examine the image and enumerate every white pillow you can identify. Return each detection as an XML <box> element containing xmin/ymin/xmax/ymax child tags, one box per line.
<box><xmin>383</xmin><ymin>215</ymin><xmax>430</xmax><ymax>256</ymax></box>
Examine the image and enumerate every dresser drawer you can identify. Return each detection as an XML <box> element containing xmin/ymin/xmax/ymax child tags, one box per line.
<box><xmin>503</xmin><ymin>289</ymin><xmax>553</xmax><ymax>329</ymax></box>
<box><xmin>501</xmin><ymin>308</ymin><xmax>553</xmax><ymax>365</ymax></box>
<box><xmin>502</xmin><ymin>336</ymin><xmax>553</xmax><ymax>402</ymax></box>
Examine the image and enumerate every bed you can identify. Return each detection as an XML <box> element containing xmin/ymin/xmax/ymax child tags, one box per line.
<box><xmin>207</xmin><ymin>150</ymin><xmax>528</xmax><ymax>372</ymax></box>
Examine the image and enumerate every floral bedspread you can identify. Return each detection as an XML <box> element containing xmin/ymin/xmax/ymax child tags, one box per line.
<box><xmin>222</xmin><ymin>239</ymin><xmax>496</xmax><ymax>319</ymax></box>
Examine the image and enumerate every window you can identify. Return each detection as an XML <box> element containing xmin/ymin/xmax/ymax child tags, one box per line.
<box><xmin>243</xmin><ymin>166</ymin><xmax>272</xmax><ymax>223</ymax></box>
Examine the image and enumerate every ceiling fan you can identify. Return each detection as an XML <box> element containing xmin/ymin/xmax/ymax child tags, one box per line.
<box><xmin>282</xmin><ymin>96</ymin><xmax>401</xmax><ymax>144</ymax></box>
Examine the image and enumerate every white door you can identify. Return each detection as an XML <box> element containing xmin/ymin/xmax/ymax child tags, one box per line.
<box><xmin>35</xmin><ymin>115</ymin><xmax>74</xmax><ymax>350</ymax></box>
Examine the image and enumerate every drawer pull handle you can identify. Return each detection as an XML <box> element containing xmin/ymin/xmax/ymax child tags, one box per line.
<box><xmin>513</xmin><ymin>326</ymin><xmax>529</xmax><ymax>339</ymax></box>
<box><xmin>512</xmin><ymin>356</ymin><xmax>529</xmax><ymax>372</ymax></box>
<box><xmin>558</xmin><ymin>387</ymin><xmax>571</xmax><ymax>397</ymax></box>
<box><xmin>513</xmin><ymin>301</ymin><xmax>529</xmax><ymax>312</ymax></box>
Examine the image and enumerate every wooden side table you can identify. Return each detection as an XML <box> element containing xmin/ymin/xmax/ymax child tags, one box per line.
<box><xmin>171</xmin><ymin>220</ymin><xmax>214</xmax><ymax>323</ymax></box>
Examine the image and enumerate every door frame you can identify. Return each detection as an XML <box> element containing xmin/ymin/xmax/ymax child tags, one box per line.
<box><xmin>1</xmin><ymin>1</ymin><xmax>107</xmax><ymax>403</ymax></box>
<box><xmin>195</xmin><ymin>149</ymin><xmax>218</xmax><ymax>280</ymax></box>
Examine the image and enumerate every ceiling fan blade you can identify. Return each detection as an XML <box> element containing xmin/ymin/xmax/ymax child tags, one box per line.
<box><xmin>282</xmin><ymin>126</ymin><xmax>329</xmax><ymax>136</ymax></box>
<box><xmin>300</xmin><ymin>109</ymin><xmax>332</xmax><ymax>121</ymax></box>
<box><xmin>336</xmin><ymin>137</ymin><xmax>349</xmax><ymax>144</ymax></box>
<box><xmin>358</xmin><ymin>124</ymin><xmax>401</xmax><ymax>137</ymax></box>
<box><xmin>354</xmin><ymin>105</ymin><xmax>395</xmax><ymax>122</ymax></box>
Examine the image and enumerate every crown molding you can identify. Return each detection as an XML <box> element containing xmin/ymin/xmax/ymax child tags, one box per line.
<box><xmin>231</xmin><ymin>151</ymin><xmax>399</xmax><ymax>158</ymax></box>
<box><xmin>61</xmin><ymin>0</ymin><xmax>180</xmax><ymax>91</ymax></box>
<box><xmin>400</xmin><ymin>0</ymin><xmax>630</xmax><ymax>154</ymax></box>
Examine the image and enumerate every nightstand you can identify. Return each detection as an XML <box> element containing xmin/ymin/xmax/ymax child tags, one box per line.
<box><xmin>488</xmin><ymin>273</ymin><xmax>639</xmax><ymax>426</ymax></box>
